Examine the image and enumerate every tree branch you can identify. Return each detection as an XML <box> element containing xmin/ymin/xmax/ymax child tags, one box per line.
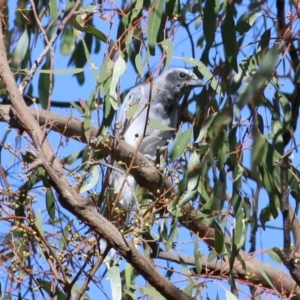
<box><xmin>155</xmin><ymin>250</ymin><xmax>299</xmax><ymax>295</ymax></box>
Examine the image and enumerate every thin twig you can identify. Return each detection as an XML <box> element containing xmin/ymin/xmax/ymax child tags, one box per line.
<box><xmin>75</xmin><ymin>246</ymin><xmax>111</xmax><ymax>300</ymax></box>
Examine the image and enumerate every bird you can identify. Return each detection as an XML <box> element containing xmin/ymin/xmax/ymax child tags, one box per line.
<box><xmin>108</xmin><ymin>68</ymin><xmax>205</xmax><ymax>222</ymax></box>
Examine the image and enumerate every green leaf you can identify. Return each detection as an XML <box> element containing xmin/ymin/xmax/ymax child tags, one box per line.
<box><xmin>166</xmin><ymin>219</ymin><xmax>178</xmax><ymax>251</ymax></box>
<box><xmin>195</xmin><ymin>112</ymin><xmax>218</xmax><ymax>143</ymax></box>
<box><xmin>61</xmin><ymin>220</ymin><xmax>73</xmax><ymax>250</ymax></box>
<box><xmin>36</xmin><ymin>68</ymin><xmax>84</xmax><ymax>74</ymax></box>
<box><xmin>79</xmin><ymin>166</ymin><xmax>99</xmax><ymax>193</ymax></box>
<box><xmin>148</xmin><ymin>120</ymin><xmax>176</xmax><ymax>131</ymax></box>
<box><xmin>208</xmin><ymin>250</ymin><xmax>217</xmax><ymax>262</ymax></box>
<box><xmin>209</xmin><ymin>108</ymin><xmax>232</xmax><ymax>136</ymax></box>
<box><xmin>221</xmin><ymin>5</ymin><xmax>238</xmax><ymax>72</ymax></box>
<box><xmin>252</xmin><ymin>126</ymin><xmax>267</xmax><ymax>166</ymax></box>
<box><xmin>295</xmin><ymin>64</ymin><xmax>300</xmax><ymax>82</ymax></box>
<box><xmin>231</xmin><ymin>51</ymin><xmax>265</xmax><ymax>93</ymax></box>
<box><xmin>144</xmin><ymin>48</ymin><xmax>151</xmax><ymax>66</ymax></box>
<box><xmin>70</xmin><ymin>101</ymin><xmax>84</xmax><ymax>115</ymax></box>
<box><xmin>49</xmin><ymin>0</ymin><xmax>58</xmax><ymax>22</ymax></box>
<box><xmin>169</xmin><ymin>126</ymin><xmax>193</xmax><ymax>162</ymax></box>
<box><xmin>259</xmin><ymin>206</ymin><xmax>273</xmax><ymax>230</ymax></box>
<box><xmin>267</xmin><ymin>249</ymin><xmax>281</xmax><ymax>263</ymax></box>
<box><xmin>134</xmin><ymin>286</ymin><xmax>165</xmax><ymax>299</ymax></box>
<box><xmin>125</xmin><ymin>103</ymin><xmax>140</xmax><ymax>119</ymax></box>
<box><xmin>198</xmin><ymin>181</ymin><xmax>210</xmax><ymax>203</ymax></box>
<box><xmin>38</xmin><ymin>279</ymin><xmax>66</xmax><ymax>300</ymax></box>
<box><xmin>236</xmin><ymin>46</ymin><xmax>281</xmax><ymax>111</ymax></box>
<box><xmin>201</xmin><ymin>194</ymin><xmax>215</xmax><ymax>210</ymax></box>
<box><xmin>147</xmin><ymin>0</ymin><xmax>165</xmax><ymax>55</ymax></box>
<box><xmin>67</xmin><ymin>40</ymin><xmax>85</xmax><ymax>85</ymax></box>
<box><xmin>85</xmin><ymin>24</ymin><xmax>107</xmax><ymax>42</ymax></box>
<box><xmin>125</xmin><ymin>29</ymin><xmax>134</xmax><ymax>49</ymax></box>
<box><xmin>46</xmin><ymin>189</ymin><xmax>55</xmax><ymax>221</ymax></box>
<box><xmin>83</xmin><ymin>89</ymin><xmax>96</xmax><ymax>142</ymax></box>
<box><xmin>99</xmin><ymin>59</ymin><xmax>114</xmax><ymax>94</ymax></box>
<box><xmin>233</xmin><ymin>164</ymin><xmax>244</xmax><ymax>182</ymax></box>
<box><xmin>35</xmin><ymin>210</ymin><xmax>44</xmax><ymax>237</ymax></box>
<box><xmin>194</xmin><ymin>235</ymin><xmax>202</xmax><ymax>274</ymax></box>
<box><xmin>70</xmin><ymin>18</ymin><xmax>107</xmax><ymax>43</ymax></box>
<box><xmin>12</xmin><ymin>27</ymin><xmax>29</xmax><ymax>67</ymax></box>
<box><xmin>225</xmin><ymin>291</ymin><xmax>238</xmax><ymax>300</ymax></box>
<box><xmin>125</xmin><ymin>263</ymin><xmax>134</xmax><ymax>288</ymax></box>
<box><xmin>183</xmin><ymin>282</ymin><xmax>194</xmax><ymax>296</ymax></box>
<box><xmin>203</xmin><ymin>0</ymin><xmax>219</xmax><ymax>44</ymax></box>
<box><xmin>123</xmin><ymin>289</ymin><xmax>138</xmax><ymax>300</ymax></box>
<box><xmin>256</xmin><ymin>112</ymin><xmax>264</xmax><ymax>134</ymax></box>
<box><xmin>110</xmin><ymin>55</ymin><xmax>127</xmax><ymax>110</ymax></box>
<box><xmin>96</xmin><ymin>61</ymin><xmax>115</xmax><ymax>141</ymax></box>
<box><xmin>214</xmin><ymin>225</ymin><xmax>224</xmax><ymax>255</ymax></box>
<box><xmin>228</xmin><ymin>127</ymin><xmax>239</xmax><ymax>165</ymax></box>
<box><xmin>187</xmin><ymin>151</ymin><xmax>201</xmax><ymax>191</ymax></box>
<box><xmin>108</xmin><ymin>266</ymin><xmax>122</xmax><ymax>300</ymax></box>
<box><xmin>178</xmin><ymin>255</ymin><xmax>194</xmax><ymax>279</ymax></box>
<box><xmin>234</xmin><ymin>210</ymin><xmax>246</xmax><ymax>249</ymax></box>
<box><xmin>195</xmin><ymin>14</ymin><xmax>203</xmax><ymax>30</ymax></box>
<box><xmin>168</xmin><ymin>204</ymin><xmax>183</xmax><ymax>217</ymax></box>
<box><xmin>166</xmin><ymin>0</ymin><xmax>180</xmax><ymax>18</ymax></box>
<box><xmin>277</xmin><ymin>91</ymin><xmax>291</xmax><ymax>131</ymax></box>
<box><xmin>161</xmin><ymin>39</ymin><xmax>173</xmax><ymax>69</ymax></box>
<box><xmin>178</xmin><ymin>190</ymin><xmax>197</xmax><ymax>207</ymax></box>
<box><xmin>71</xmin><ymin>284</ymin><xmax>91</xmax><ymax>300</ymax></box>
<box><xmin>120</xmin><ymin>0</ymin><xmax>143</xmax><ymax>31</ymax></box>
<box><xmin>80</xmin><ymin>35</ymin><xmax>99</xmax><ymax>82</ymax></box>
<box><xmin>38</xmin><ymin>58</ymin><xmax>52</xmax><ymax>109</ymax></box>
<box><xmin>259</xmin><ymin>268</ymin><xmax>274</xmax><ymax>288</ymax></box>
<box><xmin>135</xmin><ymin>53</ymin><xmax>143</xmax><ymax>77</ymax></box>
<box><xmin>259</xmin><ymin>28</ymin><xmax>271</xmax><ymax>51</ymax></box>
<box><xmin>130</xmin><ymin>0</ymin><xmax>143</xmax><ymax>21</ymax></box>
<box><xmin>78</xmin><ymin>5</ymin><xmax>98</xmax><ymax>13</ymax></box>
<box><xmin>236</xmin><ymin>12</ymin><xmax>261</xmax><ymax>33</ymax></box>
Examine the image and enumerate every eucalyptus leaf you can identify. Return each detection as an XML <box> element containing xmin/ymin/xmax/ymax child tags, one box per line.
<box><xmin>46</xmin><ymin>189</ymin><xmax>55</xmax><ymax>221</ymax></box>
<box><xmin>108</xmin><ymin>266</ymin><xmax>122</xmax><ymax>300</ymax></box>
<box><xmin>79</xmin><ymin>166</ymin><xmax>99</xmax><ymax>193</ymax></box>
<box><xmin>237</xmin><ymin>46</ymin><xmax>282</xmax><ymax>111</ymax></box>
<box><xmin>110</xmin><ymin>56</ymin><xmax>127</xmax><ymax>110</ymax></box>
<box><xmin>12</xmin><ymin>27</ymin><xmax>29</xmax><ymax>66</ymax></box>
<box><xmin>169</xmin><ymin>126</ymin><xmax>193</xmax><ymax>162</ymax></box>
<box><xmin>147</xmin><ymin>0</ymin><xmax>165</xmax><ymax>55</ymax></box>
<box><xmin>148</xmin><ymin>120</ymin><xmax>176</xmax><ymax>131</ymax></box>
<box><xmin>161</xmin><ymin>39</ymin><xmax>173</xmax><ymax>69</ymax></box>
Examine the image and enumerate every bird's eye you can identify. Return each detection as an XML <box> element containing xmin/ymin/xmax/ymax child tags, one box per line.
<box><xmin>179</xmin><ymin>72</ymin><xmax>186</xmax><ymax>78</ymax></box>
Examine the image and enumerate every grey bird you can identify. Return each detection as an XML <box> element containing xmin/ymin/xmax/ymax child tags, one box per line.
<box><xmin>109</xmin><ymin>68</ymin><xmax>205</xmax><ymax>216</ymax></box>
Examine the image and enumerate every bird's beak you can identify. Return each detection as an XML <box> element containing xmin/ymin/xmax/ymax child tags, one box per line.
<box><xmin>188</xmin><ymin>76</ymin><xmax>205</xmax><ymax>87</ymax></box>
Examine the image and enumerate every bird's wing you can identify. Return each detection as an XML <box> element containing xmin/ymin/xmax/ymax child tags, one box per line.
<box><xmin>117</xmin><ymin>85</ymin><xmax>143</xmax><ymax>137</ymax></box>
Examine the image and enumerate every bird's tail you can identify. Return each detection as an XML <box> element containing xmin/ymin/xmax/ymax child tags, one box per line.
<box><xmin>110</xmin><ymin>162</ymin><xmax>135</xmax><ymax>206</ymax></box>
<box><xmin>105</xmin><ymin>161</ymin><xmax>136</xmax><ymax>225</ymax></box>
<box><xmin>99</xmin><ymin>162</ymin><xmax>136</xmax><ymax>253</ymax></box>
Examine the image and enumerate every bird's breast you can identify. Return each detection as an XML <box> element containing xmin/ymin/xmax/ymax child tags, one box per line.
<box><xmin>152</xmin><ymin>100</ymin><xmax>178</xmax><ymax>122</ymax></box>
<box><xmin>122</xmin><ymin>96</ymin><xmax>179</xmax><ymax>156</ymax></box>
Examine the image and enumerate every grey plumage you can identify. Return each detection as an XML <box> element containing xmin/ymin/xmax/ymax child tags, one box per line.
<box><xmin>109</xmin><ymin>68</ymin><xmax>205</xmax><ymax>215</ymax></box>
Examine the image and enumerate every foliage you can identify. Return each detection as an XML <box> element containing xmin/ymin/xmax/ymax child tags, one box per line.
<box><xmin>1</xmin><ymin>0</ymin><xmax>300</xmax><ymax>299</ymax></box>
